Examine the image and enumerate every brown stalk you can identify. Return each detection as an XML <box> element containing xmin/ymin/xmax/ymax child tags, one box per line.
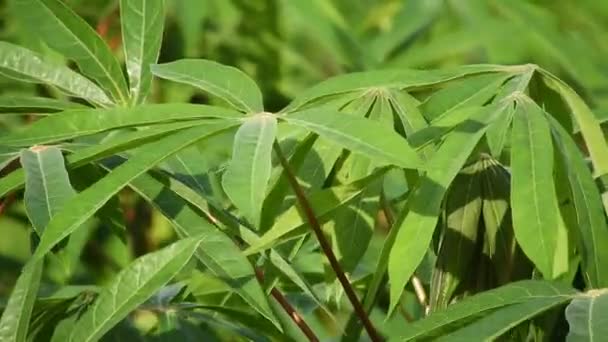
<box><xmin>198</xmin><ymin>201</ymin><xmax>318</xmax><ymax>341</ymax></box>
<box><xmin>255</xmin><ymin>268</ymin><xmax>319</xmax><ymax>342</ymax></box>
<box><xmin>273</xmin><ymin>142</ymin><xmax>382</xmax><ymax>342</ymax></box>
<box><xmin>0</xmin><ymin>193</ymin><xmax>15</xmax><ymax>217</ymax></box>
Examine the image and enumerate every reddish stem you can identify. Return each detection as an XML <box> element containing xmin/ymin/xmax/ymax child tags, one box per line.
<box><xmin>274</xmin><ymin>143</ymin><xmax>382</xmax><ymax>342</ymax></box>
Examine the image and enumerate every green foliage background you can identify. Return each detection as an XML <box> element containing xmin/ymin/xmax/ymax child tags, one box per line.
<box><xmin>0</xmin><ymin>0</ymin><xmax>607</xmax><ymax>341</ymax></box>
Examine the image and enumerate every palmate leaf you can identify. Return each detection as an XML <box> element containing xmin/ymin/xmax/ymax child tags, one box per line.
<box><xmin>0</xmin><ymin>104</ymin><xmax>241</xmax><ymax>146</ymax></box>
<box><xmin>151</xmin><ymin>59</ymin><xmax>264</xmax><ymax>113</ymax></box>
<box><xmin>566</xmin><ymin>289</ymin><xmax>608</xmax><ymax>341</ymax></box>
<box><xmin>121</xmin><ymin>171</ymin><xmax>279</xmax><ymax>327</ymax></box>
<box><xmin>283</xmin><ymin>109</ymin><xmax>423</xmax><ymax>170</ymax></box>
<box><xmin>387</xmin><ymin>102</ymin><xmax>510</xmax><ymax>314</ymax></box>
<box><xmin>14</xmin><ymin>0</ymin><xmax>129</xmax><ymax>104</ymax></box>
<box><xmin>549</xmin><ymin>115</ymin><xmax>608</xmax><ymax>288</ymax></box>
<box><xmin>485</xmin><ymin>71</ymin><xmax>533</xmax><ymax>157</ymax></box>
<box><xmin>222</xmin><ymin>113</ymin><xmax>277</xmax><ymax>227</ymax></box>
<box><xmin>120</xmin><ymin>0</ymin><xmax>165</xmax><ymax>104</ymax></box>
<box><xmin>0</xmin><ymin>42</ymin><xmax>111</xmax><ymax>106</ymax></box>
<box><xmin>30</xmin><ymin>122</ymin><xmax>236</xmax><ymax>261</ymax></box>
<box><xmin>400</xmin><ymin>280</ymin><xmax>576</xmax><ymax>341</ymax></box>
<box><xmin>510</xmin><ymin>98</ymin><xmax>562</xmax><ymax>278</ymax></box>
<box><xmin>68</xmin><ymin>237</ymin><xmax>204</xmax><ymax>342</ymax></box>
<box><xmin>20</xmin><ymin>146</ymin><xmax>75</xmax><ymax>234</ymax></box>
<box><xmin>282</xmin><ymin>64</ymin><xmax>514</xmax><ymax>112</ymax></box>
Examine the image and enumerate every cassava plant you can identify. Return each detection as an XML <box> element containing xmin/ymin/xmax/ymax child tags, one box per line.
<box><xmin>0</xmin><ymin>0</ymin><xmax>608</xmax><ymax>341</ymax></box>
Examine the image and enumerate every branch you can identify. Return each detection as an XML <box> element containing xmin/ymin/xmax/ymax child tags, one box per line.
<box><xmin>255</xmin><ymin>268</ymin><xmax>319</xmax><ymax>342</ymax></box>
<box><xmin>273</xmin><ymin>142</ymin><xmax>382</xmax><ymax>342</ymax></box>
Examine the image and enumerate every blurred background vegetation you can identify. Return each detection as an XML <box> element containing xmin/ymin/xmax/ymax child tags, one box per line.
<box><xmin>0</xmin><ymin>0</ymin><xmax>607</xmax><ymax>338</ymax></box>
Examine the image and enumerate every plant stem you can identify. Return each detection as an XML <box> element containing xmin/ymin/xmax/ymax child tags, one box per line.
<box><xmin>0</xmin><ymin>193</ymin><xmax>15</xmax><ymax>217</ymax></box>
<box><xmin>255</xmin><ymin>268</ymin><xmax>319</xmax><ymax>342</ymax></box>
<box><xmin>273</xmin><ymin>142</ymin><xmax>382</xmax><ymax>342</ymax></box>
<box><xmin>411</xmin><ymin>276</ymin><xmax>428</xmax><ymax>313</ymax></box>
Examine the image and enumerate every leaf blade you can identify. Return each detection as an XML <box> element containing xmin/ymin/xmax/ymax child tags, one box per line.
<box><xmin>123</xmin><ymin>171</ymin><xmax>279</xmax><ymax>327</ymax></box>
<box><xmin>151</xmin><ymin>59</ymin><xmax>264</xmax><ymax>113</ymax></box>
<box><xmin>283</xmin><ymin>109</ymin><xmax>423</xmax><ymax>169</ymax></box>
<box><xmin>68</xmin><ymin>237</ymin><xmax>203</xmax><ymax>342</ymax></box>
<box><xmin>0</xmin><ymin>261</ymin><xmax>43</xmax><ymax>342</ymax></box>
<box><xmin>31</xmin><ymin>122</ymin><xmax>236</xmax><ymax>261</ymax></box>
<box><xmin>14</xmin><ymin>0</ymin><xmax>129</xmax><ymax>103</ymax></box>
<box><xmin>120</xmin><ymin>0</ymin><xmax>165</xmax><ymax>104</ymax></box>
<box><xmin>510</xmin><ymin>99</ymin><xmax>561</xmax><ymax>278</ymax></box>
<box><xmin>566</xmin><ymin>290</ymin><xmax>608</xmax><ymax>342</ymax></box>
<box><xmin>387</xmin><ymin>102</ymin><xmax>508</xmax><ymax>314</ymax></box>
<box><xmin>20</xmin><ymin>146</ymin><xmax>75</xmax><ymax>234</ymax></box>
<box><xmin>400</xmin><ymin>280</ymin><xmax>575</xmax><ymax>341</ymax></box>
<box><xmin>0</xmin><ymin>42</ymin><xmax>112</xmax><ymax>105</ymax></box>
<box><xmin>0</xmin><ymin>104</ymin><xmax>240</xmax><ymax>146</ymax></box>
<box><xmin>222</xmin><ymin>114</ymin><xmax>277</xmax><ymax>226</ymax></box>
<box><xmin>549</xmin><ymin>115</ymin><xmax>608</xmax><ymax>288</ymax></box>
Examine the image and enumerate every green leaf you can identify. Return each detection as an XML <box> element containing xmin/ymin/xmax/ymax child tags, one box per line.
<box><xmin>245</xmin><ymin>174</ymin><xmax>380</xmax><ymax>255</ymax></box>
<box><xmin>120</xmin><ymin>0</ymin><xmax>165</xmax><ymax>104</ymax></box>
<box><xmin>480</xmin><ymin>158</ymin><xmax>527</xmax><ymax>285</ymax></box>
<box><xmin>510</xmin><ymin>98</ymin><xmax>561</xmax><ymax>278</ymax></box>
<box><xmin>65</xmin><ymin>121</ymin><xmax>207</xmax><ymax>168</ymax></box>
<box><xmin>283</xmin><ymin>109</ymin><xmax>423</xmax><ymax>169</ymax></box>
<box><xmin>437</xmin><ymin>295</ymin><xmax>573</xmax><ymax>341</ymax></box>
<box><xmin>68</xmin><ymin>237</ymin><xmax>203</xmax><ymax>342</ymax></box>
<box><xmin>400</xmin><ymin>280</ymin><xmax>576</xmax><ymax>341</ymax></box>
<box><xmin>151</xmin><ymin>59</ymin><xmax>264</xmax><ymax>113</ymax></box>
<box><xmin>387</xmin><ymin>102</ymin><xmax>509</xmax><ymax>314</ymax></box>
<box><xmin>0</xmin><ymin>261</ymin><xmax>43</xmax><ymax>342</ymax></box>
<box><xmin>0</xmin><ymin>42</ymin><xmax>111</xmax><ymax>106</ymax></box>
<box><xmin>260</xmin><ymin>134</ymin><xmax>317</xmax><ymax>231</ymax></box>
<box><xmin>15</xmin><ymin>0</ymin><xmax>129</xmax><ymax>103</ymax></box>
<box><xmin>430</xmin><ymin>160</ymin><xmax>483</xmax><ymax>311</ymax></box>
<box><xmin>420</xmin><ymin>73</ymin><xmax>510</xmax><ymax>122</ymax></box>
<box><xmin>123</xmin><ymin>171</ymin><xmax>279</xmax><ymax>327</ymax></box>
<box><xmin>387</xmin><ymin>90</ymin><xmax>428</xmax><ymax>136</ymax></box>
<box><xmin>283</xmin><ymin>64</ymin><xmax>512</xmax><ymax>112</ymax></box>
<box><xmin>30</xmin><ymin>122</ymin><xmax>236</xmax><ymax>261</ymax></box>
<box><xmin>0</xmin><ymin>171</ymin><xmax>24</xmax><ymax>201</ymax></box>
<box><xmin>549</xmin><ymin>115</ymin><xmax>608</xmax><ymax>288</ymax></box>
<box><xmin>485</xmin><ymin>104</ymin><xmax>515</xmax><ymax>158</ymax></box>
<box><xmin>0</xmin><ymin>96</ymin><xmax>88</xmax><ymax>113</ymax></box>
<box><xmin>566</xmin><ymin>289</ymin><xmax>608</xmax><ymax>342</ymax></box>
<box><xmin>540</xmin><ymin>69</ymin><xmax>608</xmax><ymax>213</ymax></box>
<box><xmin>20</xmin><ymin>146</ymin><xmax>75</xmax><ymax>235</ymax></box>
<box><xmin>222</xmin><ymin>113</ymin><xmax>277</xmax><ymax>227</ymax></box>
<box><xmin>0</xmin><ymin>104</ymin><xmax>240</xmax><ymax>146</ymax></box>
<box><xmin>0</xmin><ymin>122</ymin><xmax>204</xmax><ymax>199</ymax></box>
<box><xmin>0</xmin><ymin>147</ymin><xmax>74</xmax><ymax>341</ymax></box>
